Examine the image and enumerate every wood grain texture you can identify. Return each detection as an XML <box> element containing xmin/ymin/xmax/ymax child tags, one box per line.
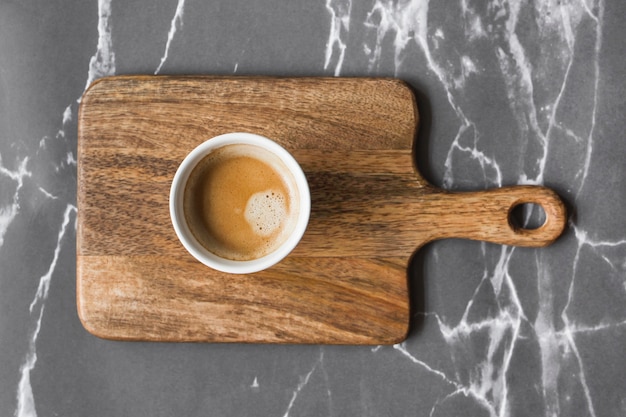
<box><xmin>77</xmin><ymin>256</ymin><xmax>408</xmax><ymax>344</ymax></box>
<box><xmin>77</xmin><ymin>76</ymin><xmax>567</xmax><ymax>344</ymax></box>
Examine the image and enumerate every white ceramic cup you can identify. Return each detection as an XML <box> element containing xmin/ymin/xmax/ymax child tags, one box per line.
<box><xmin>169</xmin><ymin>132</ymin><xmax>310</xmax><ymax>274</ymax></box>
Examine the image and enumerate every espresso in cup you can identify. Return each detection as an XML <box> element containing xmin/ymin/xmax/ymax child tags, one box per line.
<box><xmin>170</xmin><ymin>132</ymin><xmax>310</xmax><ymax>274</ymax></box>
<box><xmin>183</xmin><ymin>143</ymin><xmax>300</xmax><ymax>261</ymax></box>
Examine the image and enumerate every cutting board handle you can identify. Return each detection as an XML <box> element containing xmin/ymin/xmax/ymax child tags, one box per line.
<box><xmin>425</xmin><ymin>185</ymin><xmax>567</xmax><ymax>247</ymax></box>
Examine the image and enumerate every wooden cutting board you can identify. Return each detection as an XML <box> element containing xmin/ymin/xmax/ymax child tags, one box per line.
<box><xmin>77</xmin><ymin>75</ymin><xmax>566</xmax><ymax>344</ymax></box>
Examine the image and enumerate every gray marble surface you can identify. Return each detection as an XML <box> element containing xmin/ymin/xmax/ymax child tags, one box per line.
<box><xmin>1</xmin><ymin>0</ymin><xmax>625</xmax><ymax>416</ymax></box>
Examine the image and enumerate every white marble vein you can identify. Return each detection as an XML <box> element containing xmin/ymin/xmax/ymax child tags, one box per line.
<box><xmin>155</xmin><ymin>0</ymin><xmax>186</xmax><ymax>75</ymax></box>
<box><xmin>324</xmin><ymin>0</ymin><xmax>351</xmax><ymax>76</ymax></box>
<box><xmin>84</xmin><ymin>0</ymin><xmax>116</xmax><ymax>90</ymax></box>
<box><xmin>570</xmin><ymin>224</ymin><xmax>626</xmax><ymax>291</ymax></box>
<box><xmin>0</xmin><ymin>156</ymin><xmax>31</xmax><ymax>248</ymax></box>
<box><xmin>535</xmin><ymin>261</ymin><xmax>563</xmax><ymax>417</ymax></box>
<box><xmin>393</xmin><ymin>342</ymin><xmax>458</xmax><ymax>386</ymax></box>
<box><xmin>9</xmin><ymin>102</ymin><xmax>75</xmax><ymax>417</ymax></box>
<box><xmin>559</xmin><ymin>321</ymin><xmax>597</xmax><ymax>417</ymax></box>
<box><xmin>37</xmin><ymin>187</ymin><xmax>58</xmax><ymax>200</ymax></box>
<box><xmin>395</xmin><ymin>341</ymin><xmax>499</xmax><ymax>417</ymax></box>
<box><xmin>574</xmin><ymin>1</ymin><xmax>603</xmax><ymax>198</ymax></box>
<box><xmin>282</xmin><ymin>350</ymin><xmax>326</xmax><ymax>417</ymax></box>
<box><xmin>15</xmin><ymin>204</ymin><xmax>76</xmax><ymax>417</ymax></box>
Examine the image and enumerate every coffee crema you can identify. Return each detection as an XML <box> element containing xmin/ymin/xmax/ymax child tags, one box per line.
<box><xmin>183</xmin><ymin>144</ymin><xmax>299</xmax><ymax>261</ymax></box>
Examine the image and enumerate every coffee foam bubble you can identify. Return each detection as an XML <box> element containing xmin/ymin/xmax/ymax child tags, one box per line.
<box><xmin>244</xmin><ymin>189</ymin><xmax>287</xmax><ymax>237</ymax></box>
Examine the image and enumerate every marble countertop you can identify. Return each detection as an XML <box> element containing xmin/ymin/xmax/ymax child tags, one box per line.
<box><xmin>1</xmin><ymin>0</ymin><xmax>624</xmax><ymax>416</ymax></box>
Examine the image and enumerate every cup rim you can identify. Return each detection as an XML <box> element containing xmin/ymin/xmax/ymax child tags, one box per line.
<box><xmin>169</xmin><ymin>132</ymin><xmax>310</xmax><ymax>274</ymax></box>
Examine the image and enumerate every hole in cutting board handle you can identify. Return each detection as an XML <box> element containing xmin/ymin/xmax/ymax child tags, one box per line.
<box><xmin>433</xmin><ymin>185</ymin><xmax>567</xmax><ymax>247</ymax></box>
<box><xmin>509</xmin><ymin>203</ymin><xmax>546</xmax><ymax>230</ymax></box>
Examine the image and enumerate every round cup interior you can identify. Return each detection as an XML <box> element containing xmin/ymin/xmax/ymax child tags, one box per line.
<box><xmin>169</xmin><ymin>133</ymin><xmax>310</xmax><ymax>274</ymax></box>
